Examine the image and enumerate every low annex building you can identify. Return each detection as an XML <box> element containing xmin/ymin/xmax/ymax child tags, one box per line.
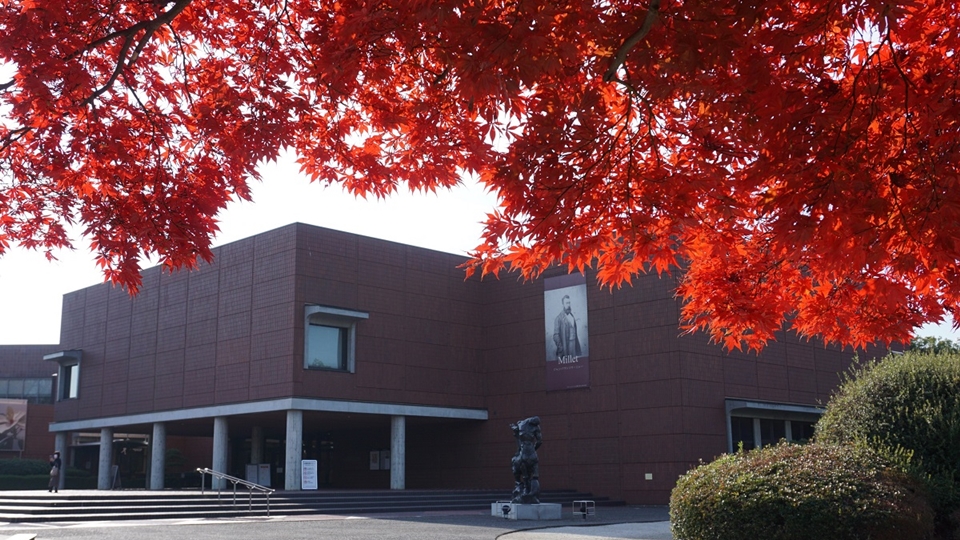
<box><xmin>0</xmin><ymin>223</ymin><xmax>881</xmax><ymax>503</ymax></box>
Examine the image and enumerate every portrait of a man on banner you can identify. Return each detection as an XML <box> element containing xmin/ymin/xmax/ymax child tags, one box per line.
<box><xmin>543</xmin><ymin>274</ymin><xmax>590</xmax><ymax>390</ymax></box>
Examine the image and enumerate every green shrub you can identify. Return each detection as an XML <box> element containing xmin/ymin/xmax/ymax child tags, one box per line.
<box><xmin>669</xmin><ymin>442</ymin><xmax>934</xmax><ymax>540</ymax></box>
<box><xmin>65</xmin><ymin>474</ymin><xmax>97</xmax><ymax>490</ymax></box>
<box><xmin>0</xmin><ymin>459</ymin><xmax>94</xmax><ymax>490</ymax></box>
<box><xmin>0</xmin><ymin>474</ymin><xmax>52</xmax><ymax>490</ymax></box>
<box><xmin>816</xmin><ymin>351</ymin><xmax>960</xmax><ymax>519</ymax></box>
<box><xmin>0</xmin><ymin>459</ymin><xmax>51</xmax><ymax>476</ymax></box>
<box><xmin>0</xmin><ymin>470</ymin><xmax>96</xmax><ymax>490</ymax></box>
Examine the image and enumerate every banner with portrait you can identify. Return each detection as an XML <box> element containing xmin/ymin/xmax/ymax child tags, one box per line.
<box><xmin>0</xmin><ymin>399</ymin><xmax>27</xmax><ymax>452</ymax></box>
<box><xmin>544</xmin><ymin>273</ymin><xmax>589</xmax><ymax>390</ymax></box>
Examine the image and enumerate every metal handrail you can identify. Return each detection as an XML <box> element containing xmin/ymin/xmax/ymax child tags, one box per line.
<box><xmin>197</xmin><ymin>467</ymin><xmax>275</xmax><ymax>516</ymax></box>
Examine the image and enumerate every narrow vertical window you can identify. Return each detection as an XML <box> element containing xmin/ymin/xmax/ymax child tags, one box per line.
<box><xmin>67</xmin><ymin>363</ymin><xmax>80</xmax><ymax>399</ymax></box>
<box><xmin>730</xmin><ymin>416</ymin><xmax>756</xmax><ymax>451</ymax></box>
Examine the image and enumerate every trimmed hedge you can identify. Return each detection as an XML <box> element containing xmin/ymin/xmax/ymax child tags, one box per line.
<box><xmin>0</xmin><ymin>475</ymin><xmax>55</xmax><ymax>490</ymax></box>
<box><xmin>817</xmin><ymin>351</ymin><xmax>960</xmax><ymax>520</ymax></box>
<box><xmin>0</xmin><ymin>459</ymin><xmax>51</xmax><ymax>476</ymax></box>
<box><xmin>0</xmin><ymin>472</ymin><xmax>96</xmax><ymax>490</ymax></box>
<box><xmin>0</xmin><ymin>459</ymin><xmax>95</xmax><ymax>490</ymax></box>
<box><xmin>669</xmin><ymin>442</ymin><xmax>934</xmax><ymax>540</ymax></box>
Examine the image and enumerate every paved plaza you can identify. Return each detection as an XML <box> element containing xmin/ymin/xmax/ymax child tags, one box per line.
<box><xmin>0</xmin><ymin>506</ymin><xmax>671</xmax><ymax>540</ymax></box>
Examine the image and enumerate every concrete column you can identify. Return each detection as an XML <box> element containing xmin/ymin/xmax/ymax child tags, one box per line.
<box><xmin>250</xmin><ymin>426</ymin><xmax>264</xmax><ymax>465</ymax></box>
<box><xmin>213</xmin><ymin>416</ymin><xmax>229</xmax><ymax>490</ymax></box>
<box><xmin>284</xmin><ymin>410</ymin><xmax>303</xmax><ymax>490</ymax></box>
<box><xmin>97</xmin><ymin>427</ymin><xmax>114</xmax><ymax>490</ymax></box>
<box><xmin>150</xmin><ymin>422</ymin><xmax>166</xmax><ymax>490</ymax></box>
<box><xmin>390</xmin><ymin>415</ymin><xmax>405</xmax><ymax>490</ymax></box>
<box><xmin>54</xmin><ymin>431</ymin><xmax>67</xmax><ymax>491</ymax></box>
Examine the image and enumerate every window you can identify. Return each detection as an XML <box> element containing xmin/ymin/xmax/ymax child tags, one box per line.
<box><xmin>23</xmin><ymin>379</ymin><xmax>38</xmax><ymax>399</ymax></box>
<box><xmin>304</xmin><ymin>305</ymin><xmax>368</xmax><ymax>372</ymax></box>
<box><xmin>8</xmin><ymin>379</ymin><xmax>23</xmax><ymax>398</ymax></box>
<box><xmin>726</xmin><ymin>399</ymin><xmax>824</xmax><ymax>453</ymax></box>
<box><xmin>0</xmin><ymin>378</ymin><xmax>54</xmax><ymax>404</ymax></box>
<box><xmin>44</xmin><ymin>350</ymin><xmax>82</xmax><ymax>401</ymax></box>
<box><xmin>730</xmin><ymin>416</ymin><xmax>756</xmax><ymax>451</ymax></box>
<box><xmin>759</xmin><ymin>419</ymin><xmax>787</xmax><ymax>447</ymax></box>
<box><xmin>790</xmin><ymin>420</ymin><xmax>816</xmax><ymax>442</ymax></box>
<box><xmin>306</xmin><ymin>324</ymin><xmax>349</xmax><ymax>370</ymax></box>
<box><xmin>63</xmin><ymin>363</ymin><xmax>80</xmax><ymax>399</ymax></box>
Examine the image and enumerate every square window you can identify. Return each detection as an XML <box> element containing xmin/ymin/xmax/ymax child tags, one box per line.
<box><xmin>790</xmin><ymin>420</ymin><xmax>816</xmax><ymax>442</ymax></box>
<box><xmin>303</xmin><ymin>305</ymin><xmax>368</xmax><ymax>373</ymax></box>
<box><xmin>306</xmin><ymin>324</ymin><xmax>348</xmax><ymax>370</ymax></box>
<box><xmin>759</xmin><ymin>418</ymin><xmax>786</xmax><ymax>447</ymax></box>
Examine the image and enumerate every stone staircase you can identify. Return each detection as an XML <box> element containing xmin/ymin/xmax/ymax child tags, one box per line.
<box><xmin>0</xmin><ymin>489</ymin><xmax>624</xmax><ymax>523</ymax></box>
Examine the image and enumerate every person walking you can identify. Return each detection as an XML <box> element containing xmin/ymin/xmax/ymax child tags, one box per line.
<box><xmin>48</xmin><ymin>451</ymin><xmax>61</xmax><ymax>493</ymax></box>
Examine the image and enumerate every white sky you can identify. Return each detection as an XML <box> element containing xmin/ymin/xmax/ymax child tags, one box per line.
<box><xmin>0</xmin><ymin>150</ymin><xmax>956</xmax><ymax>345</ymax></box>
<box><xmin>0</xmin><ymin>151</ymin><xmax>498</xmax><ymax>344</ymax></box>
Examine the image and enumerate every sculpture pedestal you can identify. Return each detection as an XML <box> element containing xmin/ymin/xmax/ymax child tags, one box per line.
<box><xmin>491</xmin><ymin>501</ymin><xmax>562</xmax><ymax>520</ymax></box>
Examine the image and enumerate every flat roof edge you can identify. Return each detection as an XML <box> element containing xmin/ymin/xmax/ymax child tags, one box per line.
<box><xmin>725</xmin><ymin>398</ymin><xmax>824</xmax><ymax>416</ymax></box>
<box><xmin>49</xmin><ymin>398</ymin><xmax>488</xmax><ymax>432</ymax></box>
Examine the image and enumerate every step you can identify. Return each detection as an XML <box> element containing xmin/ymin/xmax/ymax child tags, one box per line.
<box><xmin>0</xmin><ymin>489</ymin><xmax>624</xmax><ymax>523</ymax></box>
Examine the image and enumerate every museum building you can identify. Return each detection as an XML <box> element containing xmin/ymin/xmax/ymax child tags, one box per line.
<box><xmin>0</xmin><ymin>223</ymin><xmax>884</xmax><ymax>504</ymax></box>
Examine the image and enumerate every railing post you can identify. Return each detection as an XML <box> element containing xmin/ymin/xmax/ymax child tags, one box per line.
<box><xmin>195</xmin><ymin>467</ymin><xmax>273</xmax><ymax>517</ymax></box>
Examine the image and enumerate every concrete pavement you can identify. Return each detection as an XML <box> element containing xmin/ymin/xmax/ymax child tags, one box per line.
<box><xmin>503</xmin><ymin>521</ymin><xmax>673</xmax><ymax>540</ymax></box>
<box><xmin>0</xmin><ymin>505</ymin><xmax>672</xmax><ymax>540</ymax></box>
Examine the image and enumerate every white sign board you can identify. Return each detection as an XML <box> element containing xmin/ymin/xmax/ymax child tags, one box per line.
<box><xmin>301</xmin><ymin>459</ymin><xmax>318</xmax><ymax>490</ymax></box>
<box><xmin>258</xmin><ymin>464</ymin><xmax>271</xmax><ymax>487</ymax></box>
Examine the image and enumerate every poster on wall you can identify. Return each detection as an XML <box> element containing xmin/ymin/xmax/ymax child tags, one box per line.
<box><xmin>0</xmin><ymin>399</ymin><xmax>27</xmax><ymax>452</ymax></box>
<box><xmin>544</xmin><ymin>273</ymin><xmax>590</xmax><ymax>391</ymax></box>
<box><xmin>369</xmin><ymin>451</ymin><xmax>380</xmax><ymax>470</ymax></box>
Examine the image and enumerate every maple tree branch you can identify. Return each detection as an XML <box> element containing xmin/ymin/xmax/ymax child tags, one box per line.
<box><xmin>1</xmin><ymin>127</ymin><xmax>32</xmax><ymax>155</ymax></box>
<box><xmin>833</xmin><ymin>33</ymin><xmax>889</xmax><ymax>156</ymax></box>
<box><xmin>166</xmin><ymin>24</ymin><xmax>195</xmax><ymax>105</ymax></box>
<box><xmin>604</xmin><ymin>0</ymin><xmax>660</xmax><ymax>82</ymax></box>
<box><xmin>73</xmin><ymin>0</ymin><xmax>193</xmax><ymax>106</ymax></box>
<box><xmin>886</xmin><ymin>29</ymin><xmax>918</xmax><ymax>154</ymax></box>
<box><xmin>121</xmin><ymin>70</ymin><xmax>168</xmax><ymax>163</ymax></box>
<box><xmin>68</xmin><ymin>0</ymin><xmax>193</xmax><ymax>62</ymax></box>
<box><xmin>83</xmin><ymin>33</ymin><xmax>137</xmax><ymax>106</ymax></box>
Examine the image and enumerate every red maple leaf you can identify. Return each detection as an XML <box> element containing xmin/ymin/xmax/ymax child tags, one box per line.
<box><xmin>2</xmin><ymin>0</ymin><xmax>958</xmax><ymax>350</ymax></box>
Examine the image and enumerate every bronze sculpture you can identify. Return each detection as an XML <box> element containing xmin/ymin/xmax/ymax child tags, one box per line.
<box><xmin>510</xmin><ymin>416</ymin><xmax>542</xmax><ymax>504</ymax></box>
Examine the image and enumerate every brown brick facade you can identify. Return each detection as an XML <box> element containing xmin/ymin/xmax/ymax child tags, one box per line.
<box><xmin>1</xmin><ymin>223</ymin><xmax>876</xmax><ymax>503</ymax></box>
